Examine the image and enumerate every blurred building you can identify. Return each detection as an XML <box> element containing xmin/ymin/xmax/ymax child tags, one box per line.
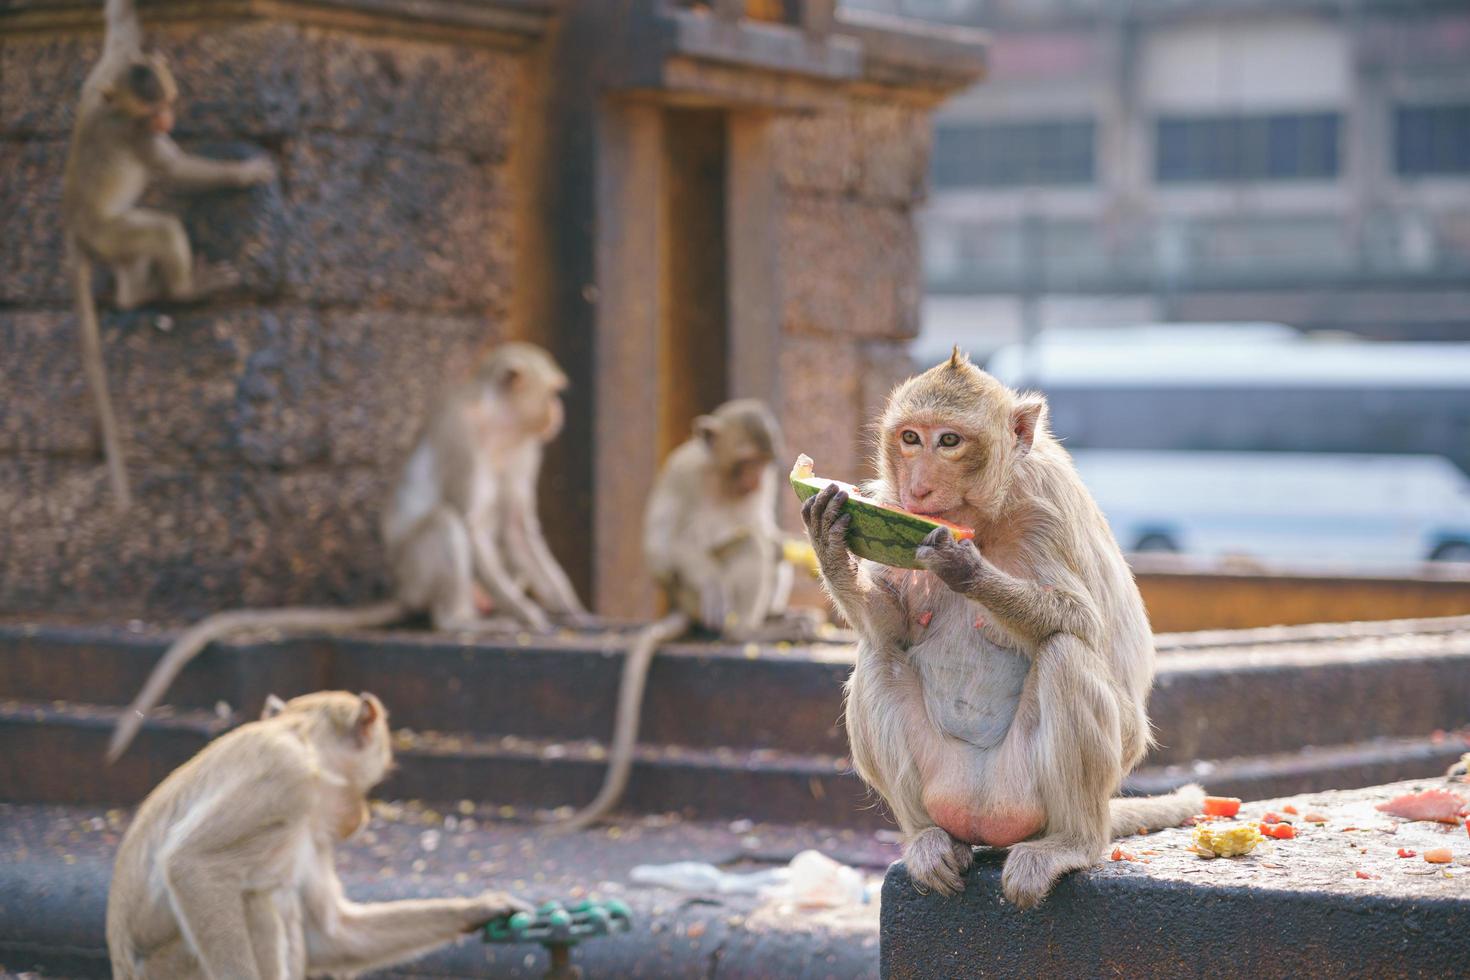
<box><xmin>850</xmin><ymin>0</ymin><xmax>1470</xmax><ymax>356</ymax></box>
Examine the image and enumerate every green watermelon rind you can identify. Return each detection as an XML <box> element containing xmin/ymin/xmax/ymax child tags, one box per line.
<box><xmin>791</xmin><ymin>476</ymin><xmax>968</xmax><ymax>570</ymax></box>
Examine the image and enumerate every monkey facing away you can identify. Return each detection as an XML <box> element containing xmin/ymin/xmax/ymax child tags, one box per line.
<box><xmin>64</xmin><ymin>0</ymin><xmax>277</xmax><ymax>509</ymax></box>
<box><xmin>107</xmin><ymin>690</ymin><xmax>529</xmax><ymax>978</ymax></box>
<box><xmin>802</xmin><ymin>349</ymin><xmax>1202</xmax><ymax>908</ymax></box>
<box><xmin>108</xmin><ymin>342</ymin><xmax>587</xmax><ymax>761</ymax></box>
<box><xmin>559</xmin><ymin>398</ymin><xmax>819</xmax><ymax>830</ymax></box>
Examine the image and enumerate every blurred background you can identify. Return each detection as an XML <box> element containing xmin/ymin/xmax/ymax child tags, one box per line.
<box><xmin>854</xmin><ymin>0</ymin><xmax>1470</xmax><ymax>578</ymax></box>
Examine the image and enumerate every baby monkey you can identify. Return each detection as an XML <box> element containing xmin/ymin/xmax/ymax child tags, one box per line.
<box><xmin>804</xmin><ymin>349</ymin><xmax>1201</xmax><ymax>908</ymax></box>
<box><xmin>559</xmin><ymin>399</ymin><xmax>817</xmax><ymax>830</ymax></box>
<box><xmin>65</xmin><ymin>0</ymin><xmax>277</xmax><ymax>507</ymax></box>
<box><xmin>107</xmin><ymin>690</ymin><xmax>529</xmax><ymax>978</ymax></box>
<box><xmin>107</xmin><ymin>343</ymin><xmax>587</xmax><ymax>762</ymax></box>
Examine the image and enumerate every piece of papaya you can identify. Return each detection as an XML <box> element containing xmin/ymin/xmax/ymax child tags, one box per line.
<box><xmin>790</xmin><ymin>454</ymin><xmax>975</xmax><ymax>570</ymax></box>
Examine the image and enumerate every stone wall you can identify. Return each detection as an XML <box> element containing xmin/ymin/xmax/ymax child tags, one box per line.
<box><xmin>773</xmin><ymin>100</ymin><xmax>932</xmax><ymax>496</ymax></box>
<box><xmin>0</xmin><ymin>19</ymin><xmax>525</xmax><ymax>619</ymax></box>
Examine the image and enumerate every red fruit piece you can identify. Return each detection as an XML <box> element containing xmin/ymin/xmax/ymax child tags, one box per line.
<box><xmin>1262</xmin><ymin>812</ymin><xmax>1281</xmax><ymax>824</ymax></box>
<box><xmin>1424</xmin><ymin>848</ymin><xmax>1453</xmax><ymax>864</ymax></box>
<box><xmin>1202</xmin><ymin>797</ymin><xmax>1241</xmax><ymax>817</ymax></box>
<box><xmin>1355</xmin><ymin>870</ymin><xmax>1377</xmax><ymax>880</ymax></box>
<box><xmin>1397</xmin><ymin>848</ymin><xmax>1417</xmax><ymax>858</ymax></box>
<box><xmin>1282</xmin><ymin>805</ymin><xmax>1299</xmax><ymax>815</ymax></box>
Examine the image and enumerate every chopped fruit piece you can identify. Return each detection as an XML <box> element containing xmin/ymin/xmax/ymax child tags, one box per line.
<box><xmin>1259</xmin><ymin>823</ymin><xmax>1295</xmax><ymax>840</ymax></box>
<box><xmin>1355</xmin><ymin>870</ymin><xmax>1377</xmax><ymax>880</ymax></box>
<box><xmin>1305</xmin><ymin>812</ymin><xmax>1329</xmax><ymax>823</ymax></box>
<box><xmin>1424</xmin><ymin>848</ymin><xmax>1454</xmax><ymax>864</ymax></box>
<box><xmin>790</xmin><ymin>455</ymin><xmax>976</xmax><ymax>569</ymax></box>
<box><xmin>1397</xmin><ymin>848</ymin><xmax>1417</xmax><ymax>859</ymax></box>
<box><xmin>1375</xmin><ymin>788</ymin><xmax>1467</xmax><ymax>822</ymax></box>
<box><xmin>1202</xmin><ymin>796</ymin><xmax>1242</xmax><ymax>818</ymax></box>
<box><xmin>1190</xmin><ymin>823</ymin><xmax>1263</xmax><ymax>858</ymax></box>
<box><xmin>1282</xmin><ymin>805</ymin><xmax>1299</xmax><ymax>815</ymax></box>
<box><xmin>1262</xmin><ymin>812</ymin><xmax>1282</xmax><ymax>824</ymax></box>
<box><xmin>1110</xmin><ymin>847</ymin><xmax>1136</xmax><ymax>861</ymax></box>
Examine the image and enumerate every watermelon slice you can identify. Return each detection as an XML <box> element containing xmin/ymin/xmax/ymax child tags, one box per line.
<box><xmin>790</xmin><ymin>454</ymin><xmax>975</xmax><ymax>570</ymax></box>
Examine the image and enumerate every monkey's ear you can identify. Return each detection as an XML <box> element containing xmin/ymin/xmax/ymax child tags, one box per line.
<box><xmin>1012</xmin><ymin>397</ymin><xmax>1044</xmax><ymax>456</ymax></box>
<box><xmin>693</xmin><ymin>415</ymin><xmax>720</xmax><ymax>444</ymax></box>
<box><xmin>356</xmin><ymin>693</ymin><xmax>380</xmax><ymax>734</ymax></box>
<box><xmin>261</xmin><ymin>694</ymin><xmax>287</xmax><ymax>719</ymax></box>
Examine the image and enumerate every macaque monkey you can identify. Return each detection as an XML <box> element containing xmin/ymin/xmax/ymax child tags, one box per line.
<box><xmin>107</xmin><ymin>343</ymin><xmax>587</xmax><ymax>761</ymax></box>
<box><xmin>560</xmin><ymin>399</ymin><xmax>817</xmax><ymax>830</ymax></box>
<box><xmin>107</xmin><ymin>690</ymin><xmax>529</xmax><ymax>978</ymax></box>
<box><xmin>802</xmin><ymin>349</ymin><xmax>1202</xmax><ymax>909</ymax></box>
<box><xmin>64</xmin><ymin>0</ymin><xmax>277</xmax><ymax>509</ymax></box>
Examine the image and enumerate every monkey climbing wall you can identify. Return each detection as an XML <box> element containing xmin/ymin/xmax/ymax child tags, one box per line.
<box><xmin>0</xmin><ymin>0</ymin><xmax>985</xmax><ymax>620</ymax></box>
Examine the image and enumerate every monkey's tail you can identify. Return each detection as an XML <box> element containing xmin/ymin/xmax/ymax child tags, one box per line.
<box><xmin>69</xmin><ymin>245</ymin><xmax>131</xmax><ymax>511</ymax></box>
<box><xmin>106</xmin><ymin>600</ymin><xmax>407</xmax><ymax>763</ymax></box>
<box><xmin>556</xmin><ymin>612</ymin><xmax>690</xmax><ymax>833</ymax></box>
<box><xmin>1109</xmin><ymin>782</ymin><xmax>1206</xmax><ymax>838</ymax></box>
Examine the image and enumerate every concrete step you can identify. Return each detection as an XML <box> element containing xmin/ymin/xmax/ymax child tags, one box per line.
<box><xmin>3</xmin><ymin>617</ymin><xmax>1468</xmax><ymax>823</ymax></box>
<box><xmin>0</xmin><ymin>801</ymin><xmax>896</xmax><ymax>979</ymax></box>
<box><xmin>5</xmin><ymin>617</ymin><xmax>1470</xmax><ymax>765</ymax></box>
<box><xmin>0</xmin><ymin>700</ymin><xmax>873</xmax><ymax>826</ymax></box>
<box><xmin>882</xmin><ymin>779</ymin><xmax>1470</xmax><ymax>979</ymax></box>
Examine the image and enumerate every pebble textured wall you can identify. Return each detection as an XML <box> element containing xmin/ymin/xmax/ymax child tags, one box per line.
<box><xmin>0</xmin><ymin>22</ymin><xmax>523</xmax><ymax>619</ymax></box>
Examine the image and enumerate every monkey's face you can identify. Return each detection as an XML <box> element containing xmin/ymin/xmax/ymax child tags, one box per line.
<box><xmin>890</xmin><ymin>419</ymin><xmax>991</xmax><ymax>520</ymax></box>
<box><xmin>108</xmin><ymin>58</ymin><xmax>178</xmax><ymax>134</ymax></box>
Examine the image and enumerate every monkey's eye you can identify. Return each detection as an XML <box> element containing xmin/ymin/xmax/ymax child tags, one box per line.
<box><xmin>938</xmin><ymin>432</ymin><xmax>961</xmax><ymax>448</ymax></box>
<box><xmin>901</xmin><ymin>430</ymin><xmax>921</xmax><ymax>446</ymax></box>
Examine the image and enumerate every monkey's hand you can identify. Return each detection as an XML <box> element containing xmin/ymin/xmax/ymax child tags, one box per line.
<box><xmin>461</xmin><ymin>891</ymin><xmax>535</xmax><ymax>933</ymax></box>
<box><xmin>916</xmin><ymin>526</ymin><xmax>986</xmax><ymax>596</ymax></box>
<box><xmin>801</xmin><ymin>484</ymin><xmax>857</xmax><ymax>586</ymax></box>
<box><xmin>236</xmin><ymin>155</ymin><xmax>278</xmax><ymax>187</ymax></box>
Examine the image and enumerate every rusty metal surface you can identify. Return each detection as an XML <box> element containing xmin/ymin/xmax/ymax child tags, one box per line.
<box><xmin>882</xmin><ymin>779</ymin><xmax>1470</xmax><ymax>980</ymax></box>
<box><xmin>1134</xmin><ymin>557</ymin><xmax>1470</xmax><ymax>632</ymax></box>
<box><xmin>0</xmin><ymin>800</ymin><xmax>894</xmax><ymax>979</ymax></box>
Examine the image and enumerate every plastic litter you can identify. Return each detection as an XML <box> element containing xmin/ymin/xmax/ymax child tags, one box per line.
<box><xmin>629</xmin><ymin>849</ymin><xmax>870</xmax><ymax>907</ymax></box>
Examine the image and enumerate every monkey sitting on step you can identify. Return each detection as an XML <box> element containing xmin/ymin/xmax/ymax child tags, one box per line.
<box><xmin>65</xmin><ymin>0</ymin><xmax>277</xmax><ymax>509</ymax></box>
<box><xmin>803</xmin><ymin>349</ymin><xmax>1203</xmax><ymax>908</ymax></box>
<box><xmin>558</xmin><ymin>399</ymin><xmax>821</xmax><ymax>830</ymax></box>
<box><xmin>107</xmin><ymin>690</ymin><xmax>529</xmax><ymax>978</ymax></box>
<box><xmin>107</xmin><ymin>343</ymin><xmax>588</xmax><ymax>762</ymax></box>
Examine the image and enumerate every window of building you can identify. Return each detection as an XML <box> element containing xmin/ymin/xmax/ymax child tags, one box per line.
<box><xmin>1155</xmin><ymin>112</ymin><xmax>1340</xmax><ymax>182</ymax></box>
<box><xmin>931</xmin><ymin>119</ymin><xmax>1095</xmax><ymax>188</ymax></box>
<box><xmin>1395</xmin><ymin>103</ymin><xmax>1470</xmax><ymax>176</ymax></box>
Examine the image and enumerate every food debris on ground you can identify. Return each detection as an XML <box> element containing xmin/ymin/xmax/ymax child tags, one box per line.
<box><xmin>1262</xmin><ymin>812</ymin><xmax>1283</xmax><ymax>824</ymax></box>
<box><xmin>1375</xmin><ymin>788</ymin><xmax>1467</xmax><ymax>823</ymax></box>
<box><xmin>1189</xmin><ymin>823</ymin><xmax>1263</xmax><ymax>858</ymax></box>
<box><xmin>1260</xmin><ymin>823</ymin><xmax>1295</xmax><ymax>840</ymax></box>
<box><xmin>1354</xmin><ymin>870</ymin><xmax>1378</xmax><ymax>880</ymax></box>
<box><xmin>1423</xmin><ymin>848</ymin><xmax>1454</xmax><ymax>864</ymax></box>
<box><xmin>1305</xmin><ymin>812</ymin><xmax>1329</xmax><ymax>823</ymax></box>
<box><xmin>1201</xmin><ymin>796</ymin><xmax>1242</xmax><ymax>818</ymax></box>
<box><xmin>1397</xmin><ymin>848</ymin><xmax>1417</xmax><ymax>858</ymax></box>
<box><xmin>1110</xmin><ymin>847</ymin><xmax>1136</xmax><ymax>862</ymax></box>
<box><xmin>1282</xmin><ymin>804</ymin><xmax>1299</xmax><ymax>815</ymax></box>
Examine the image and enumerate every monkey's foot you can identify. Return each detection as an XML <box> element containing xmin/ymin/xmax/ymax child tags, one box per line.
<box><xmin>1000</xmin><ymin>839</ymin><xmax>1096</xmax><ymax>909</ymax></box>
<box><xmin>904</xmin><ymin>827</ymin><xmax>972</xmax><ymax>896</ymax></box>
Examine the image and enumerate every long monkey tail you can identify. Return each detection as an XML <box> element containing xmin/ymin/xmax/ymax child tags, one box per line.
<box><xmin>1109</xmin><ymin>783</ymin><xmax>1206</xmax><ymax>838</ymax></box>
<box><xmin>556</xmin><ymin>612</ymin><xmax>690</xmax><ymax>832</ymax></box>
<box><xmin>70</xmin><ymin>248</ymin><xmax>131</xmax><ymax>510</ymax></box>
<box><xmin>106</xmin><ymin>600</ymin><xmax>408</xmax><ymax>763</ymax></box>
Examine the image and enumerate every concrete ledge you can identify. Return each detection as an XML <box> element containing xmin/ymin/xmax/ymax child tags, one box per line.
<box><xmin>882</xmin><ymin>780</ymin><xmax>1470</xmax><ymax>979</ymax></box>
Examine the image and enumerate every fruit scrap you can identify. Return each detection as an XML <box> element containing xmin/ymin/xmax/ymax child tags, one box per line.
<box><xmin>1260</xmin><ymin>823</ymin><xmax>1295</xmax><ymax>840</ymax></box>
<box><xmin>1397</xmin><ymin>848</ymin><xmax>1417</xmax><ymax>858</ymax></box>
<box><xmin>1354</xmin><ymin>870</ymin><xmax>1378</xmax><ymax>880</ymax></box>
<box><xmin>1110</xmin><ymin>847</ymin><xmax>1137</xmax><ymax>862</ymax></box>
<box><xmin>1190</xmin><ymin>822</ymin><xmax>1263</xmax><ymax>858</ymax></box>
<box><xmin>1282</xmin><ymin>805</ymin><xmax>1299</xmax><ymax>815</ymax></box>
<box><xmin>1375</xmin><ymin>788</ymin><xmax>1467</xmax><ymax>822</ymax></box>
<box><xmin>1262</xmin><ymin>812</ymin><xmax>1282</xmax><ymax>825</ymax></box>
<box><xmin>1202</xmin><ymin>796</ymin><xmax>1242</xmax><ymax>818</ymax></box>
<box><xmin>1424</xmin><ymin>848</ymin><xmax>1454</xmax><ymax>865</ymax></box>
<box><xmin>1305</xmin><ymin>812</ymin><xmax>1329</xmax><ymax>823</ymax></box>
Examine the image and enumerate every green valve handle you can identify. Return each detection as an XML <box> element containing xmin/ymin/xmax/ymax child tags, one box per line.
<box><xmin>484</xmin><ymin>899</ymin><xmax>632</xmax><ymax>980</ymax></box>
